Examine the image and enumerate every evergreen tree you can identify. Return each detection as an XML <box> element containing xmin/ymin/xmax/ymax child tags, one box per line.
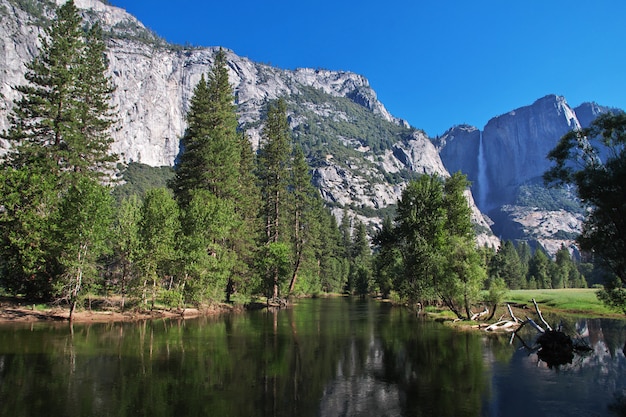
<box><xmin>529</xmin><ymin>248</ymin><xmax>551</xmax><ymax>289</ymax></box>
<box><xmin>373</xmin><ymin>216</ymin><xmax>401</xmax><ymax>298</ymax></box>
<box><xmin>171</xmin><ymin>49</ymin><xmax>240</xmax><ymax>204</ymax></box>
<box><xmin>170</xmin><ymin>74</ymin><xmax>211</xmax><ymax>205</ymax></box>
<box><xmin>516</xmin><ymin>241</ymin><xmax>532</xmax><ymax>283</ymax></box>
<box><xmin>553</xmin><ymin>245</ymin><xmax>571</xmax><ymax>288</ymax></box>
<box><xmin>257</xmin><ymin>99</ymin><xmax>291</xmax><ymax>298</ymax></box>
<box><xmin>350</xmin><ymin>220</ymin><xmax>372</xmax><ymax>296</ymax></box>
<box><xmin>226</xmin><ymin>132</ymin><xmax>262</xmax><ymax>300</ymax></box>
<box><xmin>0</xmin><ymin>1</ymin><xmax>117</xmax><ymax>301</ymax></box>
<box><xmin>287</xmin><ymin>146</ymin><xmax>320</xmax><ymax>294</ymax></box>
<box><xmin>489</xmin><ymin>241</ymin><xmax>524</xmax><ymax>289</ymax></box>
<box><xmin>318</xmin><ymin>211</ymin><xmax>348</xmax><ymax>293</ymax></box>
<box><xmin>3</xmin><ymin>0</ymin><xmax>116</xmax><ymax>177</ymax></box>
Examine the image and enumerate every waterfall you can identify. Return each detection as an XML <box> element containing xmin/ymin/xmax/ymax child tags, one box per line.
<box><xmin>477</xmin><ymin>130</ymin><xmax>488</xmax><ymax>210</ymax></box>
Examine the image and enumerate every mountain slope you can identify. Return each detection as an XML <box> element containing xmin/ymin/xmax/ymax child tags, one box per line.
<box><xmin>0</xmin><ymin>0</ymin><xmax>499</xmax><ymax>247</ymax></box>
<box><xmin>435</xmin><ymin>95</ymin><xmax>619</xmax><ymax>254</ymax></box>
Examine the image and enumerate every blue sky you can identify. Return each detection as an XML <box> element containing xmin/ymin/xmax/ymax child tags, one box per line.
<box><xmin>108</xmin><ymin>0</ymin><xmax>626</xmax><ymax>137</ymax></box>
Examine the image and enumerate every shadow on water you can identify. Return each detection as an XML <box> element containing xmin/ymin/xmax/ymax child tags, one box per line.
<box><xmin>0</xmin><ymin>298</ymin><xmax>624</xmax><ymax>417</ymax></box>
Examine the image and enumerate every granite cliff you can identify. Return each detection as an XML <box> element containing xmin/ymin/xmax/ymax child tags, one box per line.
<box><xmin>435</xmin><ymin>95</ymin><xmax>617</xmax><ymax>254</ymax></box>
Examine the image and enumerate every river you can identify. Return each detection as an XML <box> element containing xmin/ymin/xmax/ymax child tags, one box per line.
<box><xmin>0</xmin><ymin>297</ymin><xmax>624</xmax><ymax>416</ymax></box>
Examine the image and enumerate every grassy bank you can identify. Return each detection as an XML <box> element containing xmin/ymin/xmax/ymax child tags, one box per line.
<box><xmin>505</xmin><ymin>288</ymin><xmax>619</xmax><ymax>317</ymax></box>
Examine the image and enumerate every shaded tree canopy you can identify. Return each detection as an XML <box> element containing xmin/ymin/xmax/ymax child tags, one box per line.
<box><xmin>544</xmin><ymin>112</ymin><xmax>626</xmax><ymax>312</ymax></box>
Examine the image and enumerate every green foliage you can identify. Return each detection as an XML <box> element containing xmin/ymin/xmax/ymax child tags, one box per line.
<box><xmin>138</xmin><ymin>188</ymin><xmax>179</xmax><ymax>307</ymax></box>
<box><xmin>112</xmin><ymin>163</ymin><xmax>174</xmax><ymax>202</ymax></box>
<box><xmin>53</xmin><ymin>177</ymin><xmax>114</xmax><ymax>316</ymax></box>
<box><xmin>176</xmin><ymin>189</ymin><xmax>238</xmax><ymax>305</ymax></box>
<box><xmin>376</xmin><ymin>172</ymin><xmax>486</xmax><ymax>318</ymax></box>
<box><xmin>515</xmin><ymin>182</ymin><xmax>583</xmax><ymax>213</ymax></box>
<box><xmin>545</xmin><ymin>112</ymin><xmax>626</xmax><ymax>312</ymax></box>
<box><xmin>6</xmin><ymin>0</ymin><xmax>55</xmax><ymax>25</ymax></box>
<box><xmin>109</xmin><ymin>194</ymin><xmax>142</xmax><ymax>309</ymax></box>
<box><xmin>0</xmin><ymin>2</ymin><xmax>116</xmax><ymax>306</ymax></box>
<box><xmin>489</xmin><ymin>241</ymin><xmax>525</xmax><ymax>289</ymax></box>
<box><xmin>3</xmin><ymin>0</ymin><xmax>118</xmax><ymax>180</ymax></box>
<box><xmin>597</xmin><ymin>277</ymin><xmax>626</xmax><ymax>314</ymax></box>
<box><xmin>289</xmin><ymin>86</ymin><xmax>414</xmax><ymax>158</ymax></box>
<box><xmin>171</xmin><ymin>49</ymin><xmax>242</xmax><ymax>206</ymax></box>
<box><xmin>0</xmin><ymin>168</ymin><xmax>59</xmax><ymax>299</ymax></box>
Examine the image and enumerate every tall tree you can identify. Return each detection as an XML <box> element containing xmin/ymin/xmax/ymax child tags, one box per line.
<box><xmin>257</xmin><ymin>99</ymin><xmax>291</xmax><ymax>299</ymax></box>
<box><xmin>373</xmin><ymin>216</ymin><xmax>401</xmax><ymax>298</ymax></box>
<box><xmin>176</xmin><ymin>190</ymin><xmax>238</xmax><ymax>305</ymax></box>
<box><xmin>3</xmin><ymin>0</ymin><xmax>116</xmax><ymax>177</ymax></box>
<box><xmin>389</xmin><ymin>173</ymin><xmax>485</xmax><ymax>317</ymax></box>
<box><xmin>111</xmin><ymin>195</ymin><xmax>142</xmax><ymax>310</ymax></box>
<box><xmin>0</xmin><ymin>1</ymin><xmax>117</xmax><ymax>302</ymax></box>
<box><xmin>54</xmin><ymin>177</ymin><xmax>113</xmax><ymax>321</ymax></box>
<box><xmin>0</xmin><ymin>168</ymin><xmax>59</xmax><ymax>299</ymax></box>
<box><xmin>489</xmin><ymin>241</ymin><xmax>524</xmax><ymax>289</ymax></box>
<box><xmin>171</xmin><ymin>49</ymin><xmax>240</xmax><ymax>205</ymax></box>
<box><xmin>287</xmin><ymin>146</ymin><xmax>319</xmax><ymax>295</ymax></box>
<box><xmin>544</xmin><ymin>112</ymin><xmax>626</xmax><ymax>311</ymax></box>
<box><xmin>138</xmin><ymin>188</ymin><xmax>179</xmax><ymax>308</ymax></box>
<box><xmin>350</xmin><ymin>220</ymin><xmax>372</xmax><ymax>296</ymax></box>
<box><xmin>528</xmin><ymin>248</ymin><xmax>551</xmax><ymax>289</ymax></box>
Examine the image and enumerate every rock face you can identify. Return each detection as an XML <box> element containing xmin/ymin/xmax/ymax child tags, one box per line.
<box><xmin>436</xmin><ymin>95</ymin><xmax>619</xmax><ymax>254</ymax></box>
<box><xmin>481</xmin><ymin>95</ymin><xmax>580</xmax><ymax>210</ymax></box>
<box><xmin>0</xmin><ymin>0</ymin><xmax>499</xmax><ymax>246</ymax></box>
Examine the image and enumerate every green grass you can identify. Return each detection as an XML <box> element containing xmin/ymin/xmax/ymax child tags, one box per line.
<box><xmin>505</xmin><ymin>288</ymin><xmax>618</xmax><ymax>317</ymax></box>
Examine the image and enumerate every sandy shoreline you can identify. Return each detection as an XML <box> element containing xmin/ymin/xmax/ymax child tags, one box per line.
<box><xmin>0</xmin><ymin>296</ymin><xmax>233</xmax><ymax>324</ymax></box>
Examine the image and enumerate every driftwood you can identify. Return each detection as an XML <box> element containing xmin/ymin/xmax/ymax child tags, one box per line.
<box><xmin>532</xmin><ymin>298</ymin><xmax>552</xmax><ymax>331</ymax></box>
<box><xmin>512</xmin><ymin>298</ymin><xmax>591</xmax><ymax>368</ymax></box>
<box><xmin>485</xmin><ymin>303</ymin><xmax>520</xmax><ymax>332</ymax></box>
<box><xmin>470</xmin><ymin>306</ymin><xmax>490</xmax><ymax>321</ymax></box>
<box><xmin>485</xmin><ymin>320</ymin><xmax>519</xmax><ymax>332</ymax></box>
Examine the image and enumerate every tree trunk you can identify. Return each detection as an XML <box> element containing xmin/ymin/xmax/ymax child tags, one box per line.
<box><xmin>69</xmin><ymin>299</ymin><xmax>77</xmax><ymax>322</ymax></box>
<box><xmin>288</xmin><ymin>251</ymin><xmax>302</xmax><ymax>295</ymax></box>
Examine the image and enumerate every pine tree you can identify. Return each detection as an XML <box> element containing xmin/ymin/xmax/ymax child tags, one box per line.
<box><xmin>257</xmin><ymin>99</ymin><xmax>291</xmax><ymax>298</ymax></box>
<box><xmin>3</xmin><ymin>1</ymin><xmax>116</xmax><ymax>178</ymax></box>
<box><xmin>171</xmin><ymin>74</ymin><xmax>212</xmax><ymax>205</ymax></box>
<box><xmin>171</xmin><ymin>49</ymin><xmax>240</xmax><ymax>205</ymax></box>
<box><xmin>0</xmin><ymin>1</ymin><xmax>117</xmax><ymax>301</ymax></box>
<box><xmin>73</xmin><ymin>22</ymin><xmax>117</xmax><ymax>176</ymax></box>
<box><xmin>351</xmin><ymin>220</ymin><xmax>372</xmax><ymax>296</ymax></box>
<box><xmin>287</xmin><ymin>146</ymin><xmax>319</xmax><ymax>294</ymax></box>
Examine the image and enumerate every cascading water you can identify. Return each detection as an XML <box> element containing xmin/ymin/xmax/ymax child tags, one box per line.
<box><xmin>477</xmin><ymin>130</ymin><xmax>488</xmax><ymax>211</ymax></box>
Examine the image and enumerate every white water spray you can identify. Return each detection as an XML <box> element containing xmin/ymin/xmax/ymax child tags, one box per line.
<box><xmin>477</xmin><ymin>130</ymin><xmax>488</xmax><ymax>210</ymax></box>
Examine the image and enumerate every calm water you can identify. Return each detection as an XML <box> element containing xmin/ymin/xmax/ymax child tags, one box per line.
<box><xmin>0</xmin><ymin>297</ymin><xmax>624</xmax><ymax>417</ymax></box>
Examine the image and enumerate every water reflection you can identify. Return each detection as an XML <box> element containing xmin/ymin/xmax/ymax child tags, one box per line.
<box><xmin>0</xmin><ymin>298</ymin><xmax>624</xmax><ymax>417</ymax></box>
<box><xmin>484</xmin><ymin>317</ymin><xmax>626</xmax><ymax>417</ymax></box>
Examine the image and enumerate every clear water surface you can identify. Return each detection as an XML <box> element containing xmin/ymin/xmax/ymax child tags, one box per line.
<box><xmin>0</xmin><ymin>297</ymin><xmax>624</xmax><ymax>417</ymax></box>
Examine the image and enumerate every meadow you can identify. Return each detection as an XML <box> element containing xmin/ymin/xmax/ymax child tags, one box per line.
<box><xmin>505</xmin><ymin>288</ymin><xmax>619</xmax><ymax>317</ymax></box>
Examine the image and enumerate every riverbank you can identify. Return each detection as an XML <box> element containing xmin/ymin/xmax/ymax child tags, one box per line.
<box><xmin>0</xmin><ymin>295</ymin><xmax>238</xmax><ymax>324</ymax></box>
<box><xmin>426</xmin><ymin>288</ymin><xmax>624</xmax><ymax>330</ymax></box>
<box><xmin>1</xmin><ymin>289</ymin><xmax>622</xmax><ymax>325</ymax></box>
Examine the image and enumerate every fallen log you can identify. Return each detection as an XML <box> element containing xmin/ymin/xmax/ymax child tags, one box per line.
<box><xmin>532</xmin><ymin>298</ymin><xmax>552</xmax><ymax>331</ymax></box>
<box><xmin>507</xmin><ymin>303</ymin><xmax>519</xmax><ymax>323</ymax></box>
<box><xmin>471</xmin><ymin>306</ymin><xmax>489</xmax><ymax>321</ymax></box>
<box><xmin>485</xmin><ymin>320</ymin><xmax>519</xmax><ymax>332</ymax></box>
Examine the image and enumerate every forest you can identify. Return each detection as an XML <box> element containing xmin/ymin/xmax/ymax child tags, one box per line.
<box><xmin>0</xmin><ymin>1</ymin><xmax>602</xmax><ymax>321</ymax></box>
